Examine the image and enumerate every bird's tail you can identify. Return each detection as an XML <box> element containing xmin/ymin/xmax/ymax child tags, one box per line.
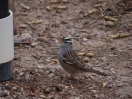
<box><xmin>86</xmin><ymin>68</ymin><xmax>108</xmax><ymax>76</ymax></box>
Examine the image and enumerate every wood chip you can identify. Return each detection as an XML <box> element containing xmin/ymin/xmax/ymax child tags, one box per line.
<box><xmin>50</xmin><ymin>0</ymin><xmax>62</xmax><ymax>4</ymax></box>
<box><xmin>103</xmin><ymin>81</ymin><xmax>108</xmax><ymax>87</ymax></box>
<box><xmin>78</xmin><ymin>53</ymin><xmax>94</xmax><ymax>57</ymax></box>
<box><xmin>94</xmin><ymin>3</ymin><xmax>107</xmax><ymax>8</ymax></box>
<box><xmin>26</xmin><ymin>19</ymin><xmax>43</xmax><ymax>24</ymax></box>
<box><xmin>54</xmin><ymin>6</ymin><xmax>67</xmax><ymax>10</ymax></box>
<box><xmin>45</xmin><ymin>59</ymin><xmax>51</xmax><ymax>63</ymax></box>
<box><xmin>20</xmin><ymin>3</ymin><xmax>30</xmax><ymax>10</ymax></box>
<box><xmin>110</xmin><ymin>33</ymin><xmax>131</xmax><ymax>39</ymax></box>
<box><xmin>84</xmin><ymin>9</ymin><xmax>97</xmax><ymax>17</ymax></box>
<box><xmin>104</xmin><ymin>16</ymin><xmax>118</xmax><ymax>21</ymax></box>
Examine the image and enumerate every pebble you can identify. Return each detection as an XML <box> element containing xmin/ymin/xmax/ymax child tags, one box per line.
<box><xmin>49</xmin><ymin>68</ymin><xmax>56</xmax><ymax>73</ymax></box>
<box><xmin>63</xmin><ymin>0</ymin><xmax>69</xmax><ymax>3</ymax></box>
<box><xmin>40</xmin><ymin>95</ymin><xmax>46</xmax><ymax>98</ymax></box>
<box><xmin>109</xmin><ymin>80</ymin><xmax>114</xmax><ymax>84</ymax></box>
<box><xmin>3</xmin><ymin>90</ymin><xmax>10</xmax><ymax>96</ymax></box>
<box><xmin>14</xmin><ymin>33</ymin><xmax>32</xmax><ymax>44</ymax></box>
<box><xmin>48</xmin><ymin>73</ymin><xmax>55</xmax><ymax>78</ymax></box>
<box><xmin>83</xmin><ymin>38</ymin><xmax>88</xmax><ymax>41</ymax></box>
<box><xmin>100</xmin><ymin>56</ymin><xmax>106</xmax><ymax>62</ymax></box>
<box><xmin>37</xmin><ymin>64</ymin><xmax>45</xmax><ymax>69</ymax></box>
<box><xmin>105</xmin><ymin>21</ymin><xmax>114</xmax><ymax>26</ymax></box>
<box><xmin>31</xmin><ymin>42</ymin><xmax>39</xmax><ymax>47</ymax></box>
<box><xmin>38</xmin><ymin>69</ymin><xmax>44</xmax><ymax>74</ymax></box>
<box><xmin>44</xmin><ymin>87</ymin><xmax>51</xmax><ymax>94</ymax></box>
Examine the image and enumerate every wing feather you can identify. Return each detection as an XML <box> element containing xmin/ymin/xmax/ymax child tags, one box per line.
<box><xmin>63</xmin><ymin>50</ymin><xmax>85</xmax><ymax>69</ymax></box>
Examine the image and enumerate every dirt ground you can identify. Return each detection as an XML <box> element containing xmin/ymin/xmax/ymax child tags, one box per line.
<box><xmin>0</xmin><ymin>0</ymin><xmax>132</xmax><ymax>99</ymax></box>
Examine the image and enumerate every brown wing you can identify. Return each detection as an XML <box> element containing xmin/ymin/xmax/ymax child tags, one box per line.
<box><xmin>63</xmin><ymin>50</ymin><xmax>86</xmax><ymax>69</ymax></box>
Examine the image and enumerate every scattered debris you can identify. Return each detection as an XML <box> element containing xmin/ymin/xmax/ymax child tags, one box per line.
<box><xmin>20</xmin><ymin>3</ymin><xmax>30</xmax><ymax>10</ymax></box>
<box><xmin>26</xmin><ymin>20</ymin><xmax>43</xmax><ymax>24</ymax></box>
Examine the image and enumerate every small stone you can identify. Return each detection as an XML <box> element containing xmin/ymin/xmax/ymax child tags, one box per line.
<box><xmin>19</xmin><ymin>24</ymin><xmax>27</xmax><ymax>28</ymax></box>
<box><xmin>56</xmin><ymin>86</ymin><xmax>62</xmax><ymax>92</ymax></box>
<box><xmin>38</xmin><ymin>31</ymin><xmax>44</xmax><ymax>37</ymax></box>
<box><xmin>31</xmin><ymin>42</ymin><xmax>39</xmax><ymax>47</ymax></box>
<box><xmin>100</xmin><ymin>56</ymin><xmax>106</xmax><ymax>62</ymax></box>
<box><xmin>12</xmin><ymin>86</ymin><xmax>17</xmax><ymax>90</ymax></box>
<box><xmin>83</xmin><ymin>38</ymin><xmax>88</xmax><ymax>41</ymax></box>
<box><xmin>61</xmin><ymin>20</ymin><xmax>67</xmax><ymax>24</ymax></box>
<box><xmin>45</xmin><ymin>27</ymin><xmax>50</xmax><ymax>31</ymax></box>
<box><xmin>3</xmin><ymin>90</ymin><xmax>10</xmax><ymax>96</ymax></box>
<box><xmin>105</xmin><ymin>21</ymin><xmax>114</xmax><ymax>26</ymax></box>
<box><xmin>52</xmin><ymin>20</ymin><xmax>60</xmax><ymax>27</ymax></box>
<box><xmin>48</xmin><ymin>73</ymin><xmax>55</xmax><ymax>78</ymax></box>
<box><xmin>38</xmin><ymin>69</ymin><xmax>44</xmax><ymax>74</ymax></box>
<box><xmin>14</xmin><ymin>33</ymin><xmax>32</xmax><ymax>44</ymax></box>
<box><xmin>40</xmin><ymin>95</ymin><xmax>46</xmax><ymax>98</ymax></box>
<box><xmin>37</xmin><ymin>64</ymin><xmax>45</xmax><ymax>69</ymax></box>
<box><xmin>44</xmin><ymin>87</ymin><xmax>51</xmax><ymax>94</ymax></box>
<box><xmin>109</xmin><ymin>80</ymin><xmax>114</xmax><ymax>84</ymax></box>
<box><xmin>63</xmin><ymin>0</ymin><xmax>69</xmax><ymax>3</ymax></box>
<box><xmin>46</xmin><ymin>6</ymin><xmax>51</xmax><ymax>11</ymax></box>
<box><xmin>49</xmin><ymin>68</ymin><xmax>56</xmax><ymax>73</ymax></box>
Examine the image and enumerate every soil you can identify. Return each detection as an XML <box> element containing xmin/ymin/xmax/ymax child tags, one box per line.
<box><xmin>0</xmin><ymin>0</ymin><xmax>132</xmax><ymax>99</ymax></box>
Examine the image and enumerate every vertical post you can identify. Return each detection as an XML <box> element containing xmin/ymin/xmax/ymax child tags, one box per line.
<box><xmin>9</xmin><ymin>0</ymin><xmax>15</xmax><ymax>32</ymax></box>
<box><xmin>0</xmin><ymin>0</ymin><xmax>14</xmax><ymax>82</ymax></box>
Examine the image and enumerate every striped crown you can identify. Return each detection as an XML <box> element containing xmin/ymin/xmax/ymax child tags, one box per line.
<box><xmin>63</xmin><ymin>37</ymin><xmax>72</xmax><ymax>44</ymax></box>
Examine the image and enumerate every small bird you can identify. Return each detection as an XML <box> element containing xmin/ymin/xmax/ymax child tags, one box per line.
<box><xmin>58</xmin><ymin>37</ymin><xmax>107</xmax><ymax>79</ymax></box>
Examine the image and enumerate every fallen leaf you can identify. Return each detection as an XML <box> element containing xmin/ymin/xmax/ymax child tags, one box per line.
<box><xmin>103</xmin><ymin>81</ymin><xmax>108</xmax><ymax>87</ymax></box>
<box><xmin>110</xmin><ymin>33</ymin><xmax>131</xmax><ymax>39</ymax></box>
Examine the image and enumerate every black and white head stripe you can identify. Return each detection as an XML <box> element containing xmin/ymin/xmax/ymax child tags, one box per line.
<box><xmin>63</xmin><ymin>37</ymin><xmax>72</xmax><ymax>44</ymax></box>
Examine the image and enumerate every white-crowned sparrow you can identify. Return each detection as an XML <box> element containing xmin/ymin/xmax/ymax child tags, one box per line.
<box><xmin>58</xmin><ymin>37</ymin><xmax>107</xmax><ymax>79</ymax></box>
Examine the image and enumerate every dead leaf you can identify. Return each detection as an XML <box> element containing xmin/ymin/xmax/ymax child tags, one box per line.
<box><xmin>50</xmin><ymin>0</ymin><xmax>62</xmax><ymax>4</ymax></box>
<box><xmin>20</xmin><ymin>3</ymin><xmax>30</xmax><ymax>10</ymax></box>
<box><xmin>26</xmin><ymin>19</ymin><xmax>43</xmax><ymax>24</ymax></box>
<box><xmin>104</xmin><ymin>16</ymin><xmax>118</xmax><ymax>21</ymax></box>
<box><xmin>110</xmin><ymin>33</ymin><xmax>131</xmax><ymax>39</ymax></box>
<box><xmin>78</xmin><ymin>53</ymin><xmax>94</xmax><ymax>57</ymax></box>
<box><xmin>103</xmin><ymin>81</ymin><xmax>108</xmax><ymax>87</ymax></box>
